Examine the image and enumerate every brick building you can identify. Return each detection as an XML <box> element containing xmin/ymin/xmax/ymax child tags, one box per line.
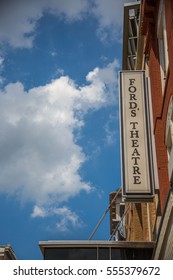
<box><xmin>39</xmin><ymin>0</ymin><xmax>173</xmax><ymax>260</ymax></box>
<box><xmin>0</xmin><ymin>245</ymin><xmax>16</xmax><ymax>260</ymax></box>
<box><xmin>120</xmin><ymin>0</ymin><xmax>173</xmax><ymax>259</ymax></box>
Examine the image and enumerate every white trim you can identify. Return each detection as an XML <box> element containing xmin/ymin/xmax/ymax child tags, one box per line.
<box><xmin>157</xmin><ymin>0</ymin><xmax>169</xmax><ymax>93</ymax></box>
<box><xmin>146</xmin><ymin>77</ymin><xmax>159</xmax><ymax>189</ymax></box>
<box><xmin>119</xmin><ymin>71</ymin><xmax>155</xmax><ymax>201</ymax></box>
<box><xmin>153</xmin><ymin>191</ymin><xmax>173</xmax><ymax>259</ymax></box>
<box><xmin>165</xmin><ymin>97</ymin><xmax>173</xmax><ymax>183</ymax></box>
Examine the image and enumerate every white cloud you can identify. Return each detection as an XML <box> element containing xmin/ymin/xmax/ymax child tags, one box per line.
<box><xmin>0</xmin><ymin>0</ymin><xmax>135</xmax><ymax>48</ymax></box>
<box><xmin>0</xmin><ymin>56</ymin><xmax>4</xmax><ymax>66</ymax></box>
<box><xmin>0</xmin><ymin>0</ymin><xmax>89</xmax><ymax>48</ymax></box>
<box><xmin>0</xmin><ymin>60</ymin><xmax>118</xmax><ymax>208</ymax></box>
<box><xmin>0</xmin><ymin>78</ymin><xmax>4</xmax><ymax>85</ymax></box>
<box><xmin>46</xmin><ymin>0</ymin><xmax>89</xmax><ymax>21</ymax></box>
<box><xmin>92</xmin><ymin>0</ymin><xmax>135</xmax><ymax>42</ymax></box>
<box><xmin>55</xmin><ymin>207</ymin><xmax>83</xmax><ymax>232</ymax></box>
<box><xmin>31</xmin><ymin>205</ymin><xmax>83</xmax><ymax>232</ymax></box>
<box><xmin>92</xmin><ymin>0</ymin><xmax>131</xmax><ymax>28</ymax></box>
<box><xmin>104</xmin><ymin>114</ymin><xmax>118</xmax><ymax>146</ymax></box>
<box><xmin>0</xmin><ymin>0</ymin><xmax>43</xmax><ymax>48</ymax></box>
<box><xmin>56</xmin><ymin>68</ymin><xmax>65</xmax><ymax>76</ymax></box>
<box><xmin>50</xmin><ymin>51</ymin><xmax>58</xmax><ymax>57</ymax></box>
<box><xmin>79</xmin><ymin>59</ymin><xmax>119</xmax><ymax>111</ymax></box>
<box><xmin>0</xmin><ymin>55</ymin><xmax>4</xmax><ymax>85</ymax></box>
<box><xmin>31</xmin><ymin>205</ymin><xmax>47</xmax><ymax>218</ymax></box>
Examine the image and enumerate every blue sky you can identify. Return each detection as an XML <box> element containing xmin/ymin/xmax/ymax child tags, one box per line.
<box><xmin>0</xmin><ymin>0</ymin><xmax>135</xmax><ymax>260</ymax></box>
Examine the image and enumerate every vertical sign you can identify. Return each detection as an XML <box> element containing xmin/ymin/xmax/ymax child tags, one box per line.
<box><xmin>119</xmin><ymin>71</ymin><xmax>154</xmax><ymax>201</ymax></box>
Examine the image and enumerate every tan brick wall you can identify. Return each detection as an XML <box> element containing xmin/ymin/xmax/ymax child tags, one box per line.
<box><xmin>125</xmin><ymin>200</ymin><xmax>156</xmax><ymax>241</ymax></box>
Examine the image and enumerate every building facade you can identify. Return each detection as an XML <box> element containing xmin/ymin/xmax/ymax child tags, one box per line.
<box><xmin>39</xmin><ymin>240</ymin><xmax>154</xmax><ymax>260</ymax></box>
<box><xmin>0</xmin><ymin>245</ymin><xmax>16</xmax><ymax>260</ymax></box>
<box><xmin>120</xmin><ymin>0</ymin><xmax>173</xmax><ymax>259</ymax></box>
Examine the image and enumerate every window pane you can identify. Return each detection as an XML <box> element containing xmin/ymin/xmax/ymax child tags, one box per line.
<box><xmin>111</xmin><ymin>248</ymin><xmax>122</xmax><ymax>260</ymax></box>
<box><xmin>98</xmin><ymin>248</ymin><xmax>109</xmax><ymax>260</ymax></box>
<box><xmin>44</xmin><ymin>247</ymin><xmax>97</xmax><ymax>260</ymax></box>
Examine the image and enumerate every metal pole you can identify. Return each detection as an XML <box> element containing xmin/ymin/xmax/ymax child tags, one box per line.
<box><xmin>88</xmin><ymin>188</ymin><xmax>122</xmax><ymax>240</ymax></box>
<box><xmin>109</xmin><ymin>203</ymin><xmax>131</xmax><ymax>241</ymax></box>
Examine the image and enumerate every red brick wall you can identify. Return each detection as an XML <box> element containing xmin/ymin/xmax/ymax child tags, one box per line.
<box><xmin>144</xmin><ymin>0</ymin><xmax>172</xmax><ymax>212</ymax></box>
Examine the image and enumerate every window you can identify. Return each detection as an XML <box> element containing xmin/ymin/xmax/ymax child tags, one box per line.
<box><xmin>165</xmin><ymin>97</ymin><xmax>173</xmax><ymax>183</ymax></box>
<box><xmin>98</xmin><ymin>248</ymin><xmax>110</xmax><ymax>260</ymax></box>
<box><xmin>157</xmin><ymin>0</ymin><xmax>169</xmax><ymax>93</ymax></box>
<box><xmin>44</xmin><ymin>247</ymin><xmax>97</xmax><ymax>260</ymax></box>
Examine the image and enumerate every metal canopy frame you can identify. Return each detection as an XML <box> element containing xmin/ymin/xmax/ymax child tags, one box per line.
<box><xmin>122</xmin><ymin>2</ymin><xmax>141</xmax><ymax>70</ymax></box>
